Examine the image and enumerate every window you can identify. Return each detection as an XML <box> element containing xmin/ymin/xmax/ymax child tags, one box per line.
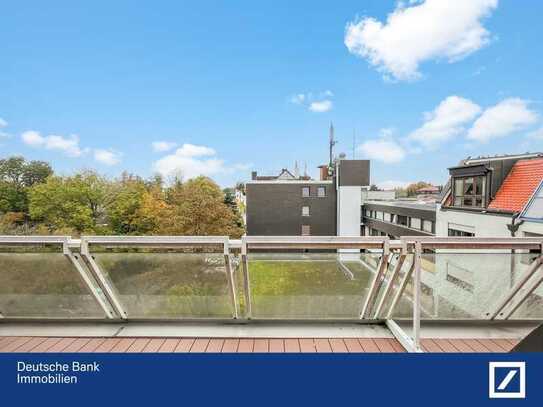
<box><xmin>301</xmin><ymin>225</ymin><xmax>311</xmax><ymax>236</ymax></box>
<box><xmin>448</xmin><ymin>228</ymin><xmax>474</xmax><ymax>237</ymax></box>
<box><xmin>375</xmin><ymin>211</ymin><xmax>383</xmax><ymax>220</ymax></box>
<box><xmin>302</xmin><ymin>206</ymin><xmax>310</xmax><ymax>216</ymax></box>
<box><xmin>365</xmin><ymin>209</ymin><xmax>371</xmax><ymax>217</ymax></box>
<box><xmin>397</xmin><ymin>215</ymin><xmax>408</xmax><ymax>226</ymax></box>
<box><xmin>317</xmin><ymin>186</ymin><xmax>326</xmax><ymax>197</ymax></box>
<box><xmin>523</xmin><ymin>184</ymin><xmax>543</xmax><ymax>220</ymax></box>
<box><xmin>302</xmin><ymin>187</ymin><xmax>310</xmax><ymax>197</ymax></box>
<box><xmin>410</xmin><ymin>217</ymin><xmax>421</xmax><ymax>229</ymax></box>
<box><xmin>423</xmin><ymin>220</ymin><xmax>433</xmax><ymax>233</ymax></box>
<box><xmin>453</xmin><ymin>176</ymin><xmax>485</xmax><ymax>208</ymax></box>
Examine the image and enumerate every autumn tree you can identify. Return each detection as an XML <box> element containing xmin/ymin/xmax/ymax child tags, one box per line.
<box><xmin>163</xmin><ymin>176</ymin><xmax>244</xmax><ymax>237</ymax></box>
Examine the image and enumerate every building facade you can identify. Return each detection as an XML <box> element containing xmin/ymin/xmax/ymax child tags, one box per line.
<box><xmin>437</xmin><ymin>153</ymin><xmax>543</xmax><ymax>238</ymax></box>
<box><xmin>362</xmin><ymin>201</ymin><xmax>436</xmax><ymax>238</ymax></box>
<box><xmin>246</xmin><ymin>159</ymin><xmax>370</xmax><ymax>236</ymax></box>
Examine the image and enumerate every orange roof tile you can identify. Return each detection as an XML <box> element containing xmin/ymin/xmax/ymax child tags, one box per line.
<box><xmin>488</xmin><ymin>158</ymin><xmax>543</xmax><ymax>212</ymax></box>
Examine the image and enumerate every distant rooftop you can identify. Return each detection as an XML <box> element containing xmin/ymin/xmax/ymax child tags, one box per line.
<box><xmin>251</xmin><ymin>168</ymin><xmax>311</xmax><ymax>182</ymax></box>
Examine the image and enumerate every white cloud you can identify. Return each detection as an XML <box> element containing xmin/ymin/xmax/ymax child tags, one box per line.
<box><xmin>0</xmin><ymin>118</ymin><xmax>7</xmax><ymax>128</ymax></box>
<box><xmin>153</xmin><ymin>143</ymin><xmax>246</xmax><ymax>181</ymax></box>
<box><xmin>290</xmin><ymin>91</ymin><xmax>334</xmax><ymax>113</ymax></box>
<box><xmin>309</xmin><ymin>100</ymin><xmax>333</xmax><ymax>113</ymax></box>
<box><xmin>467</xmin><ymin>98</ymin><xmax>539</xmax><ymax>142</ymax></box>
<box><xmin>290</xmin><ymin>94</ymin><xmax>306</xmax><ymax>105</ymax></box>
<box><xmin>528</xmin><ymin>127</ymin><xmax>543</xmax><ymax>140</ymax></box>
<box><xmin>408</xmin><ymin>96</ymin><xmax>481</xmax><ymax>147</ymax></box>
<box><xmin>21</xmin><ymin>130</ymin><xmax>84</xmax><ymax>157</ymax></box>
<box><xmin>377</xmin><ymin>180</ymin><xmax>411</xmax><ymax>190</ymax></box>
<box><xmin>152</xmin><ymin>141</ymin><xmax>177</xmax><ymax>152</ymax></box>
<box><xmin>94</xmin><ymin>149</ymin><xmax>122</xmax><ymax>166</ymax></box>
<box><xmin>345</xmin><ymin>0</ymin><xmax>498</xmax><ymax>81</ymax></box>
<box><xmin>358</xmin><ymin>136</ymin><xmax>406</xmax><ymax>164</ymax></box>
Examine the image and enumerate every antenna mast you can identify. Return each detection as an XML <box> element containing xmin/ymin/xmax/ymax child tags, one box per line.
<box><xmin>329</xmin><ymin>122</ymin><xmax>337</xmax><ymax>166</ymax></box>
<box><xmin>352</xmin><ymin>129</ymin><xmax>356</xmax><ymax>159</ymax></box>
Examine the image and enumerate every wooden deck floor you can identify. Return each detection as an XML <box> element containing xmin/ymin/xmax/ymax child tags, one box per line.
<box><xmin>0</xmin><ymin>336</ymin><xmax>519</xmax><ymax>353</ymax></box>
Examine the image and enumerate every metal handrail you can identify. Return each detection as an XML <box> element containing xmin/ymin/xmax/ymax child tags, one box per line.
<box><xmin>1</xmin><ymin>234</ymin><xmax>542</xmax><ymax>353</ymax></box>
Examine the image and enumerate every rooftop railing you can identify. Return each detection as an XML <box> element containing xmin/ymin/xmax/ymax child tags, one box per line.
<box><xmin>1</xmin><ymin>235</ymin><xmax>542</xmax><ymax>351</ymax></box>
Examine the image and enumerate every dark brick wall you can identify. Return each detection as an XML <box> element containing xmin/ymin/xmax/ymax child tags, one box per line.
<box><xmin>246</xmin><ymin>182</ymin><xmax>336</xmax><ymax>236</ymax></box>
<box><xmin>338</xmin><ymin>160</ymin><xmax>370</xmax><ymax>186</ymax></box>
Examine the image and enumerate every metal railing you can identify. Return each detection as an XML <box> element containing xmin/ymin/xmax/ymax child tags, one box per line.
<box><xmin>1</xmin><ymin>235</ymin><xmax>542</xmax><ymax>352</ymax></box>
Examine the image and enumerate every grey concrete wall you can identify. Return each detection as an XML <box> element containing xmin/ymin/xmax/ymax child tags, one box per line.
<box><xmin>246</xmin><ymin>183</ymin><xmax>336</xmax><ymax>236</ymax></box>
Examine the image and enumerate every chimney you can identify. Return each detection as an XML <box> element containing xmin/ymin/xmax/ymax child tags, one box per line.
<box><xmin>318</xmin><ymin>165</ymin><xmax>329</xmax><ymax>181</ymax></box>
<box><xmin>251</xmin><ymin>171</ymin><xmax>257</xmax><ymax>180</ymax></box>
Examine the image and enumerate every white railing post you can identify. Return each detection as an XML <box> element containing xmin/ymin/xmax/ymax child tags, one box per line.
<box><xmin>413</xmin><ymin>241</ymin><xmax>422</xmax><ymax>351</ymax></box>
<box><xmin>241</xmin><ymin>236</ymin><xmax>252</xmax><ymax>319</ymax></box>
<box><xmin>223</xmin><ymin>239</ymin><xmax>239</xmax><ymax>319</ymax></box>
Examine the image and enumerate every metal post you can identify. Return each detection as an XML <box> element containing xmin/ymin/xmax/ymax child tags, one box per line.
<box><xmin>373</xmin><ymin>241</ymin><xmax>407</xmax><ymax>319</ymax></box>
<box><xmin>80</xmin><ymin>239</ymin><xmax>128</xmax><ymax>319</ymax></box>
<box><xmin>386</xmin><ymin>260</ymin><xmax>415</xmax><ymax>319</ymax></box>
<box><xmin>223</xmin><ymin>240</ymin><xmax>239</xmax><ymax>319</ymax></box>
<box><xmin>241</xmin><ymin>236</ymin><xmax>252</xmax><ymax>319</ymax></box>
<box><xmin>489</xmin><ymin>249</ymin><xmax>543</xmax><ymax>319</ymax></box>
<box><xmin>63</xmin><ymin>243</ymin><xmax>117</xmax><ymax>319</ymax></box>
<box><xmin>412</xmin><ymin>241</ymin><xmax>422</xmax><ymax>351</ymax></box>
<box><xmin>360</xmin><ymin>240</ymin><xmax>390</xmax><ymax>319</ymax></box>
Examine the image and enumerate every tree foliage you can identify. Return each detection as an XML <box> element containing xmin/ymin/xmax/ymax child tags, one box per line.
<box><xmin>0</xmin><ymin>156</ymin><xmax>52</xmax><ymax>213</ymax></box>
<box><xmin>0</xmin><ymin>155</ymin><xmax>245</xmax><ymax>237</ymax></box>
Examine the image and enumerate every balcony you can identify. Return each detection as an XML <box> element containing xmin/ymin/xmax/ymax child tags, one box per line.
<box><xmin>1</xmin><ymin>235</ymin><xmax>542</xmax><ymax>353</ymax></box>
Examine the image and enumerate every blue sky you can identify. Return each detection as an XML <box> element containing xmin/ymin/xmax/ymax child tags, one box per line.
<box><xmin>1</xmin><ymin>0</ymin><xmax>542</xmax><ymax>188</ymax></box>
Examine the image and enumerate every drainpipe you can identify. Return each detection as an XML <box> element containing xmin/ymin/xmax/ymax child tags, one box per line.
<box><xmin>507</xmin><ymin>213</ymin><xmax>525</xmax><ymax>287</ymax></box>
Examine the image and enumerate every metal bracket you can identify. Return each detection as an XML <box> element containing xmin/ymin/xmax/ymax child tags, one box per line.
<box><xmin>79</xmin><ymin>239</ymin><xmax>128</xmax><ymax>319</ymax></box>
<box><xmin>373</xmin><ymin>241</ymin><xmax>408</xmax><ymax>318</ymax></box>
<box><xmin>63</xmin><ymin>243</ymin><xmax>117</xmax><ymax>319</ymax></box>
<box><xmin>489</xmin><ymin>247</ymin><xmax>543</xmax><ymax>320</ymax></box>
<box><xmin>386</xmin><ymin>319</ymin><xmax>423</xmax><ymax>353</ymax></box>
<box><xmin>386</xmin><ymin>257</ymin><xmax>415</xmax><ymax>319</ymax></box>
<box><xmin>360</xmin><ymin>241</ymin><xmax>391</xmax><ymax>319</ymax></box>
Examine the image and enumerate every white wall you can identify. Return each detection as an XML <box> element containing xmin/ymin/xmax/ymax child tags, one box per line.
<box><xmin>436</xmin><ymin>205</ymin><xmax>511</xmax><ymax>238</ymax></box>
<box><xmin>428</xmin><ymin>206</ymin><xmax>543</xmax><ymax>318</ymax></box>
<box><xmin>337</xmin><ymin>186</ymin><xmax>361</xmax><ymax>237</ymax></box>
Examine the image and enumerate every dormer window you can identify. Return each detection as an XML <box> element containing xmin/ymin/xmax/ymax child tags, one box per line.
<box><xmin>453</xmin><ymin>176</ymin><xmax>485</xmax><ymax>208</ymax></box>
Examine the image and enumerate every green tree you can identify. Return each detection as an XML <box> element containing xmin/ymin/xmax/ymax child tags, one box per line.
<box><xmin>28</xmin><ymin>171</ymin><xmax>111</xmax><ymax>234</ymax></box>
<box><xmin>107</xmin><ymin>177</ymin><xmax>147</xmax><ymax>234</ymax></box>
<box><xmin>0</xmin><ymin>156</ymin><xmax>52</xmax><ymax>213</ymax></box>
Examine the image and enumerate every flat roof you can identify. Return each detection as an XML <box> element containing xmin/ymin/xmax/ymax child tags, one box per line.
<box><xmin>364</xmin><ymin>200</ymin><xmax>437</xmax><ymax>212</ymax></box>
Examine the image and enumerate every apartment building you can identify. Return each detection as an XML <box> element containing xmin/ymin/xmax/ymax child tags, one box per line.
<box><xmin>437</xmin><ymin>153</ymin><xmax>543</xmax><ymax>238</ymax></box>
<box><xmin>246</xmin><ymin>159</ymin><xmax>370</xmax><ymax>236</ymax></box>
